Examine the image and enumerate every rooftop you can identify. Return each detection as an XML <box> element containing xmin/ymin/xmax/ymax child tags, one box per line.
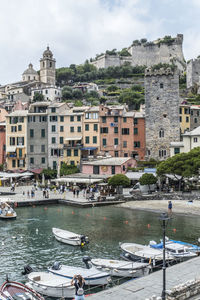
<box><xmin>183</xmin><ymin>126</ymin><xmax>200</xmax><ymax>136</ymax></box>
<box><xmin>8</xmin><ymin>110</ymin><xmax>29</xmax><ymax>116</ymax></box>
<box><xmin>82</xmin><ymin>157</ymin><xmax>132</xmax><ymax>166</ymax></box>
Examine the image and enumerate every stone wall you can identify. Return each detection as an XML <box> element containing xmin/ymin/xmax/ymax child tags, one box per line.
<box><xmin>145</xmin><ymin>67</ymin><xmax>180</xmax><ymax>160</ymax></box>
<box><xmin>91</xmin><ymin>54</ymin><xmax>132</xmax><ymax>69</ymax></box>
<box><xmin>186</xmin><ymin>58</ymin><xmax>200</xmax><ymax>89</ymax></box>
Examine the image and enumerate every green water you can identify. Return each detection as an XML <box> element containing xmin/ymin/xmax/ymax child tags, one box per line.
<box><xmin>0</xmin><ymin>204</ymin><xmax>199</xmax><ymax>286</ymax></box>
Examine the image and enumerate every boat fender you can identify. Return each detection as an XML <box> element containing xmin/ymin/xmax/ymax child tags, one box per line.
<box><xmin>22</xmin><ymin>265</ymin><xmax>33</xmax><ymax>275</ymax></box>
<box><xmin>52</xmin><ymin>261</ymin><xmax>61</xmax><ymax>270</ymax></box>
<box><xmin>82</xmin><ymin>256</ymin><xmax>91</xmax><ymax>269</ymax></box>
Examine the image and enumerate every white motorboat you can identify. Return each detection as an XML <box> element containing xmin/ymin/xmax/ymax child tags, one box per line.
<box><xmin>150</xmin><ymin>240</ymin><xmax>198</xmax><ymax>260</ymax></box>
<box><xmin>52</xmin><ymin>227</ymin><xmax>89</xmax><ymax>246</ymax></box>
<box><xmin>0</xmin><ymin>279</ymin><xmax>44</xmax><ymax>300</ymax></box>
<box><xmin>27</xmin><ymin>271</ymin><xmax>75</xmax><ymax>298</ymax></box>
<box><xmin>120</xmin><ymin>242</ymin><xmax>174</xmax><ymax>265</ymax></box>
<box><xmin>48</xmin><ymin>260</ymin><xmax>110</xmax><ymax>286</ymax></box>
<box><xmin>0</xmin><ymin>201</ymin><xmax>17</xmax><ymax>219</ymax></box>
<box><xmin>90</xmin><ymin>258</ymin><xmax>150</xmax><ymax>277</ymax></box>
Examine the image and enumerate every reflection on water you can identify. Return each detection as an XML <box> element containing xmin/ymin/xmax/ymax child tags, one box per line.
<box><xmin>0</xmin><ymin>204</ymin><xmax>199</xmax><ymax>286</ymax></box>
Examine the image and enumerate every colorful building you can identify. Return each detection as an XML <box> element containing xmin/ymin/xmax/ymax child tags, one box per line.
<box><xmin>179</xmin><ymin>104</ymin><xmax>190</xmax><ymax>134</ymax></box>
<box><xmin>0</xmin><ymin>108</ymin><xmax>8</xmax><ymax>166</ymax></box>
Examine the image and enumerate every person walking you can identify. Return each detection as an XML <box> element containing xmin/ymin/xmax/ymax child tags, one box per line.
<box><xmin>76</xmin><ymin>189</ymin><xmax>80</xmax><ymax>198</ymax></box>
<box><xmin>73</xmin><ymin>189</ymin><xmax>76</xmax><ymax>198</ymax></box>
<box><xmin>71</xmin><ymin>274</ymin><xmax>85</xmax><ymax>300</ymax></box>
<box><xmin>168</xmin><ymin>200</ymin><xmax>172</xmax><ymax>216</ymax></box>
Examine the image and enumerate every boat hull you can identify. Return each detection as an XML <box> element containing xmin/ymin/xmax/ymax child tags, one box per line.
<box><xmin>52</xmin><ymin>227</ymin><xmax>89</xmax><ymax>246</ymax></box>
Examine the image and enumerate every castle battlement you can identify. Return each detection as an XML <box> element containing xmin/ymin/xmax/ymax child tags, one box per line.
<box><xmin>145</xmin><ymin>67</ymin><xmax>174</xmax><ymax>77</ymax></box>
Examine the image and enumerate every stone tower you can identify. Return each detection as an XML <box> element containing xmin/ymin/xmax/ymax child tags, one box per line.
<box><xmin>40</xmin><ymin>46</ymin><xmax>56</xmax><ymax>85</ymax></box>
<box><xmin>145</xmin><ymin>67</ymin><xmax>180</xmax><ymax>160</ymax></box>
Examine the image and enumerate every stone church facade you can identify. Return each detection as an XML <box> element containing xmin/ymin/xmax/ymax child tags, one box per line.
<box><xmin>145</xmin><ymin>67</ymin><xmax>180</xmax><ymax>160</ymax></box>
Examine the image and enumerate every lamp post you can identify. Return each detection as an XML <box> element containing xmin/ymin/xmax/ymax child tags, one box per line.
<box><xmin>159</xmin><ymin>212</ymin><xmax>170</xmax><ymax>300</ymax></box>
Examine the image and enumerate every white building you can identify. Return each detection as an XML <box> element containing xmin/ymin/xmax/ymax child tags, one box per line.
<box><xmin>170</xmin><ymin>126</ymin><xmax>200</xmax><ymax>156</ymax></box>
<box><xmin>31</xmin><ymin>86</ymin><xmax>62</xmax><ymax>102</ymax></box>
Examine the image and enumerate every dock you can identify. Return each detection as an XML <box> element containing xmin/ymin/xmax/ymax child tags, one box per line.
<box><xmin>88</xmin><ymin>256</ymin><xmax>200</xmax><ymax>299</ymax></box>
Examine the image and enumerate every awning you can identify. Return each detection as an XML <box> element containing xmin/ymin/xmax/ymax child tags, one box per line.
<box><xmin>81</xmin><ymin>147</ymin><xmax>97</xmax><ymax>151</ymax></box>
<box><xmin>53</xmin><ymin>178</ymin><xmax>103</xmax><ymax>184</ymax></box>
<box><xmin>6</xmin><ymin>146</ymin><xmax>16</xmax><ymax>152</ymax></box>
<box><xmin>65</xmin><ymin>136</ymin><xmax>82</xmax><ymax>141</ymax></box>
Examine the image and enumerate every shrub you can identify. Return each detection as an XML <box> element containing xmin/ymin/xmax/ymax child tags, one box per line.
<box><xmin>108</xmin><ymin>174</ymin><xmax>130</xmax><ymax>187</ymax></box>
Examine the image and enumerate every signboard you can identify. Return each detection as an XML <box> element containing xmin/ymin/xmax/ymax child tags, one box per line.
<box><xmin>144</xmin><ymin>168</ymin><xmax>156</xmax><ymax>173</ymax></box>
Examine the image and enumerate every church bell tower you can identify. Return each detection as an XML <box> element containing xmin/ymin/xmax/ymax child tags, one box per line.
<box><xmin>40</xmin><ymin>46</ymin><xmax>56</xmax><ymax>85</ymax></box>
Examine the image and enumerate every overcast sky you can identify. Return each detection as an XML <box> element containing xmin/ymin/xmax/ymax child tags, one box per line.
<box><xmin>0</xmin><ymin>0</ymin><xmax>200</xmax><ymax>84</ymax></box>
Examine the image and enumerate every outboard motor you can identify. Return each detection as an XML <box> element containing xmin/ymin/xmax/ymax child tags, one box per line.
<box><xmin>51</xmin><ymin>261</ymin><xmax>61</xmax><ymax>270</ymax></box>
<box><xmin>82</xmin><ymin>256</ymin><xmax>91</xmax><ymax>269</ymax></box>
<box><xmin>80</xmin><ymin>235</ymin><xmax>89</xmax><ymax>247</ymax></box>
<box><xmin>22</xmin><ymin>265</ymin><xmax>33</xmax><ymax>275</ymax></box>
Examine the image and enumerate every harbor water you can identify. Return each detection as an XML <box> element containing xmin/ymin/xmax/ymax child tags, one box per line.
<box><xmin>0</xmin><ymin>204</ymin><xmax>199</xmax><ymax>291</ymax></box>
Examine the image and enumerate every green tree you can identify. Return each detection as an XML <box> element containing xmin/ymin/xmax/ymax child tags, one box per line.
<box><xmin>139</xmin><ymin>173</ymin><xmax>157</xmax><ymax>190</ymax></box>
<box><xmin>108</xmin><ymin>174</ymin><xmax>130</xmax><ymax>187</ymax></box>
<box><xmin>60</xmin><ymin>163</ymin><xmax>79</xmax><ymax>176</ymax></box>
<box><xmin>33</xmin><ymin>93</ymin><xmax>44</xmax><ymax>102</ymax></box>
<box><xmin>0</xmin><ymin>164</ymin><xmax>3</xmax><ymax>171</ymax></box>
<box><xmin>41</xmin><ymin>168</ymin><xmax>57</xmax><ymax>179</ymax></box>
<box><xmin>72</xmin><ymin>89</ymin><xmax>83</xmax><ymax>99</ymax></box>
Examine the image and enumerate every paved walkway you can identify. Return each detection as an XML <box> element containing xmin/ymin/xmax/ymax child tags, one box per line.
<box><xmin>88</xmin><ymin>256</ymin><xmax>200</xmax><ymax>299</ymax></box>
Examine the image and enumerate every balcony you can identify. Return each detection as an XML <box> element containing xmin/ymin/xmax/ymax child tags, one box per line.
<box><xmin>63</xmin><ymin>143</ymin><xmax>83</xmax><ymax>149</ymax></box>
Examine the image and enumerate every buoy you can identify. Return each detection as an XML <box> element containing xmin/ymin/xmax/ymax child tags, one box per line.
<box><xmin>72</xmin><ymin>211</ymin><xmax>75</xmax><ymax>215</ymax></box>
<box><xmin>104</xmin><ymin>217</ymin><xmax>107</xmax><ymax>220</ymax></box>
<box><xmin>173</xmin><ymin>228</ymin><xmax>176</xmax><ymax>232</ymax></box>
<box><xmin>2</xmin><ymin>241</ymin><xmax>4</xmax><ymax>246</ymax></box>
<box><xmin>36</xmin><ymin>228</ymin><xmax>39</xmax><ymax>234</ymax></box>
<box><xmin>124</xmin><ymin>220</ymin><xmax>128</xmax><ymax>224</ymax></box>
<box><xmin>147</xmin><ymin>224</ymin><xmax>150</xmax><ymax>228</ymax></box>
<box><xmin>12</xmin><ymin>236</ymin><xmax>16</xmax><ymax>239</ymax></box>
<box><xmin>44</xmin><ymin>207</ymin><xmax>48</xmax><ymax>210</ymax></box>
<box><xmin>86</xmin><ymin>214</ymin><xmax>90</xmax><ymax>217</ymax></box>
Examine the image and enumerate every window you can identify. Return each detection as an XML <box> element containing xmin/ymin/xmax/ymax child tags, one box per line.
<box><xmin>51</xmin><ymin>107</ymin><xmax>56</xmax><ymax>113</ymax></box>
<box><xmin>52</xmin><ymin>137</ymin><xmax>56</xmax><ymax>144</ymax></box>
<box><xmin>94</xmin><ymin>124</ymin><xmax>98</xmax><ymax>131</ymax></box>
<box><xmin>102</xmin><ymin>116</ymin><xmax>106</xmax><ymax>123</ymax></box>
<box><xmin>30</xmin><ymin>129</ymin><xmax>34</xmax><ymax>138</ymax></box>
<box><xmin>194</xmin><ymin>118</ymin><xmax>198</xmax><ymax>124</ymax></box>
<box><xmin>77</xmin><ymin>116</ymin><xmax>81</xmax><ymax>122</ymax></box>
<box><xmin>70</xmin><ymin>116</ymin><xmax>74</xmax><ymax>122</ymax></box>
<box><xmin>114</xmin><ymin>116</ymin><xmax>118</xmax><ymax>123</ymax></box>
<box><xmin>185</xmin><ymin>108</ymin><xmax>189</xmax><ymax>114</ymax></box>
<box><xmin>12</xmin><ymin>160</ymin><xmax>16</xmax><ymax>168</ymax></box>
<box><xmin>60</xmin><ymin>126</ymin><xmax>64</xmax><ymax>132</ymax></box>
<box><xmin>134</xmin><ymin>118</ymin><xmax>138</xmax><ymax>125</ymax></box>
<box><xmin>180</xmin><ymin>116</ymin><xmax>182</xmax><ymax>122</ymax></box>
<box><xmin>60</xmin><ymin>116</ymin><xmax>64</xmax><ymax>122</ymax></box>
<box><xmin>46</xmin><ymin>90</ymin><xmax>48</xmax><ymax>94</ymax></box>
<box><xmin>70</xmin><ymin>161</ymin><xmax>75</xmax><ymax>166</ymax></box>
<box><xmin>11</xmin><ymin>126</ymin><xmax>17</xmax><ymax>132</ymax></box>
<box><xmin>19</xmin><ymin>149</ymin><xmax>22</xmax><ymax>157</ymax></box>
<box><xmin>67</xmin><ymin>149</ymin><xmax>71</xmax><ymax>156</ymax></box>
<box><xmin>103</xmin><ymin>138</ymin><xmax>107</xmax><ymax>146</ymax></box>
<box><xmin>50</xmin><ymin>116</ymin><xmax>57</xmax><ymax>122</ymax></box>
<box><xmin>93</xmin><ymin>113</ymin><xmax>98</xmax><ymax>119</ymax></box>
<box><xmin>53</xmin><ymin>161</ymin><xmax>57</xmax><ymax>170</ymax></box>
<box><xmin>10</xmin><ymin>137</ymin><xmax>15</xmax><ymax>146</ymax></box>
<box><xmin>101</xmin><ymin>127</ymin><xmax>108</xmax><ymax>133</ymax></box>
<box><xmin>197</xmin><ymin>111</ymin><xmax>200</xmax><ymax>117</ymax></box>
<box><xmin>41</xmin><ymin>145</ymin><xmax>45</xmax><ymax>152</ymax></box>
<box><xmin>159</xmin><ymin>129</ymin><xmax>164</xmax><ymax>138</ymax></box>
<box><xmin>52</xmin><ymin>125</ymin><xmax>56</xmax><ymax>132</ymax></box>
<box><xmin>111</xmin><ymin>166</ymin><xmax>115</xmax><ymax>175</ymax></box>
<box><xmin>194</xmin><ymin>137</ymin><xmax>198</xmax><ymax>143</ymax></box>
<box><xmin>41</xmin><ymin>157</ymin><xmax>45</xmax><ymax>164</ymax></box>
<box><xmin>39</xmin><ymin>116</ymin><xmax>47</xmax><ymax>122</ymax></box>
<box><xmin>93</xmin><ymin>136</ymin><xmax>97</xmax><ymax>144</ymax></box>
<box><xmin>134</xmin><ymin>141</ymin><xmax>140</xmax><ymax>148</ymax></box>
<box><xmin>160</xmin><ymin>83</ymin><xmax>164</xmax><ymax>88</ymax></box>
<box><xmin>60</xmin><ymin>137</ymin><xmax>64</xmax><ymax>144</ymax></box>
<box><xmin>179</xmin><ymin>108</ymin><xmax>182</xmax><ymax>114</ymax></box>
<box><xmin>77</xmin><ymin>126</ymin><xmax>81</xmax><ymax>132</ymax></box>
<box><xmin>30</xmin><ymin>157</ymin><xmax>34</xmax><ymax>164</ymax></box>
<box><xmin>70</xmin><ymin>127</ymin><xmax>74</xmax><ymax>133</ymax></box>
<box><xmin>114</xmin><ymin>138</ymin><xmax>118</xmax><ymax>145</ymax></box>
<box><xmin>85</xmin><ymin>124</ymin><xmax>89</xmax><ymax>131</ymax></box>
<box><xmin>190</xmin><ymin>110</ymin><xmax>193</xmax><ymax>116</ymax></box>
<box><xmin>30</xmin><ymin>145</ymin><xmax>34</xmax><ymax>152</ymax></box>
<box><xmin>124</xmin><ymin>153</ymin><xmax>128</xmax><ymax>157</ymax></box>
<box><xmin>41</xmin><ymin>129</ymin><xmax>45</xmax><ymax>138</ymax></box>
<box><xmin>122</xmin><ymin>128</ymin><xmax>129</xmax><ymax>135</ymax></box>
<box><xmin>17</xmin><ymin>137</ymin><xmax>24</xmax><ymax>146</ymax></box>
<box><xmin>74</xmin><ymin>149</ymin><xmax>78</xmax><ymax>156</ymax></box>
<box><xmin>159</xmin><ymin>149</ymin><xmax>167</xmax><ymax>157</ymax></box>
<box><xmin>134</xmin><ymin>128</ymin><xmax>138</xmax><ymax>135</ymax></box>
<box><xmin>85</xmin><ymin>136</ymin><xmax>89</xmax><ymax>144</ymax></box>
<box><xmin>115</xmin><ymin>151</ymin><xmax>118</xmax><ymax>157</ymax></box>
<box><xmin>186</xmin><ymin>116</ymin><xmax>189</xmax><ymax>123</ymax></box>
<box><xmin>18</xmin><ymin>125</ymin><xmax>22</xmax><ymax>131</ymax></box>
<box><xmin>123</xmin><ymin>117</ymin><xmax>127</xmax><ymax>123</ymax></box>
<box><xmin>114</xmin><ymin>127</ymin><xmax>118</xmax><ymax>134</ymax></box>
<box><xmin>123</xmin><ymin>141</ymin><xmax>127</xmax><ymax>148</ymax></box>
<box><xmin>174</xmin><ymin>148</ymin><xmax>180</xmax><ymax>155</ymax></box>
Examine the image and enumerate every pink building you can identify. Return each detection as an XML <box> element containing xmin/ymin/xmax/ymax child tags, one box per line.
<box><xmin>0</xmin><ymin>108</ymin><xmax>8</xmax><ymax>165</ymax></box>
<box><xmin>82</xmin><ymin>157</ymin><xmax>136</xmax><ymax>175</ymax></box>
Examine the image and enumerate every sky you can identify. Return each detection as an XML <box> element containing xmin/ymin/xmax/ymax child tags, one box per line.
<box><xmin>0</xmin><ymin>0</ymin><xmax>200</xmax><ymax>84</ymax></box>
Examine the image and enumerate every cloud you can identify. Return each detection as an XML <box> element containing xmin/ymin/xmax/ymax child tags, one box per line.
<box><xmin>0</xmin><ymin>0</ymin><xmax>199</xmax><ymax>84</ymax></box>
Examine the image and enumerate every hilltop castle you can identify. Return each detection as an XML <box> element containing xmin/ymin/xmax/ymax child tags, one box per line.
<box><xmin>91</xmin><ymin>34</ymin><xmax>185</xmax><ymax>72</ymax></box>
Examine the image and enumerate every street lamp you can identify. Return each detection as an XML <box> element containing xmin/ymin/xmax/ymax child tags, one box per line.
<box><xmin>159</xmin><ymin>212</ymin><xmax>170</xmax><ymax>300</ymax></box>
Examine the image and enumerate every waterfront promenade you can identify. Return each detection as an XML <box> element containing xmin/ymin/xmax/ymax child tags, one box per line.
<box><xmin>88</xmin><ymin>256</ymin><xmax>200</xmax><ymax>299</ymax></box>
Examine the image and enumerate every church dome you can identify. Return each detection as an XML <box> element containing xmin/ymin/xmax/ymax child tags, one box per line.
<box><xmin>43</xmin><ymin>46</ymin><xmax>53</xmax><ymax>58</ymax></box>
<box><xmin>22</xmin><ymin>63</ymin><xmax>38</xmax><ymax>75</ymax></box>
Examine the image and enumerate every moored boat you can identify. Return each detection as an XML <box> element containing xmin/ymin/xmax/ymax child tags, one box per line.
<box><xmin>0</xmin><ymin>279</ymin><xmax>44</xmax><ymax>300</ymax></box>
<box><xmin>90</xmin><ymin>258</ymin><xmax>150</xmax><ymax>277</ymax></box>
<box><xmin>27</xmin><ymin>271</ymin><xmax>75</xmax><ymax>298</ymax></box>
<box><xmin>0</xmin><ymin>201</ymin><xmax>17</xmax><ymax>219</ymax></box>
<box><xmin>48</xmin><ymin>260</ymin><xmax>111</xmax><ymax>286</ymax></box>
<box><xmin>52</xmin><ymin>227</ymin><xmax>89</xmax><ymax>246</ymax></box>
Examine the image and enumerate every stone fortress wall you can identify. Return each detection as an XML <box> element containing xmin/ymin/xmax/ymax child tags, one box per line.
<box><xmin>186</xmin><ymin>57</ymin><xmax>200</xmax><ymax>89</ymax></box>
<box><xmin>91</xmin><ymin>34</ymin><xmax>185</xmax><ymax>72</ymax></box>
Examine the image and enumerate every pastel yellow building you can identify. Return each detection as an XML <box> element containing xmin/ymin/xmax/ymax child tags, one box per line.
<box><xmin>6</xmin><ymin>110</ymin><xmax>28</xmax><ymax>170</ymax></box>
<box><xmin>179</xmin><ymin>104</ymin><xmax>190</xmax><ymax>134</ymax></box>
